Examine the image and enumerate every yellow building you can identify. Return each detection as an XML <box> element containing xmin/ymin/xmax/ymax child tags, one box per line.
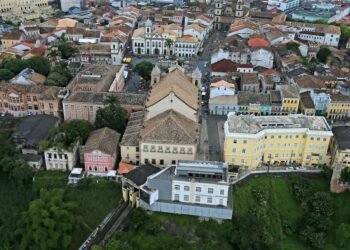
<box><xmin>224</xmin><ymin>113</ymin><xmax>333</xmax><ymax>169</ymax></box>
<box><xmin>277</xmin><ymin>85</ymin><xmax>300</xmax><ymax>115</ymax></box>
<box><xmin>0</xmin><ymin>0</ymin><xmax>51</xmax><ymax>21</ymax></box>
<box><xmin>299</xmin><ymin>92</ymin><xmax>315</xmax><ymax>116</ymax></box>
<box><xmin>327</xmin><ymin>94</ymin><xmax>350</xmax><ymax>121</ymax></box>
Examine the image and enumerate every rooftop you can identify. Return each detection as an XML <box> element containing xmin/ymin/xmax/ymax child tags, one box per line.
<box><xmin>84</xmin><ymin>127</ymin><xmax>121</xmax><ymax>155</ymax></box>
<box><xmin>64</xmin><ymin>92</ymin><xmax>146</xmax><ymax>106</ymax></box>
<box><xmin>332</xmin><ymin>126</ymin><xmax>350</xmax><ymax>150</ymax></box>
<box><xmin>141</xmin><ymin>110</ymin><xmax>199</xmax><ymax>145</ymax></box>
<box><xmin>237</xmin><ymin>92</ymin><xmax>271</xmax><ymax>106</ymax></box>
<box><xmin>300</xmin><ymin>92</ymin><xmax>315</xmax><ymax>109</ymax></box>
<box><xmin>12</xmin><ymin>115</ymin><xmax>59</xmax><ymax>148</ymax></box>
<box><xmin>120</xmin><ymin>111</ymin><xmax>144</xmax><ymax>146</ymax></box>
<box><xmin>226</xmin><ymin>114</ymin><xmax>331</xmax><ymax>134</ymax></box>
<box><xmin>68</xmin><ymin>64</ymin><xmax>122</xmax><ymax>92</ymax></box>
<box><xmin>147</xmin><ymin>66</ymin><xmax>199</xmax><ymax>110</ymax></box>
<box><xmin>293</xmin><ymin>75</ymin><xmax>327</xmax><ymax>89</ymax></box>
<box><xmin>124</xmin><ymin>164</ymin><xmax>161</xmax><ymax>186</ymax></box>
<box><xmin>241</xmin><ymin>73</ymin><xmax>260</xmax><ymax>85</ymax></box>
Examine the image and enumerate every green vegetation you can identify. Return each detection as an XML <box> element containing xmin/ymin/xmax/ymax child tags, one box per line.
<box><xmin>0</xmin><ymin>130</ymin><xmax>122</xmax><ymax>249</ymax></box>
<box><xmin>39</xmin><ymin>120</ymin><xmax>92</xmax><ymax>152</ymax></box>
<box><xmin>56</xmin><ymin>41</ymin><xmax>78</xmax><ymax>60</ymax></box>
<box><xmin>133</xmin><ymin>60</ymin><xmax>154</xmax><ymax>82</ymax></box>
<box><xmin>0</xmin><ymin>55</ymin><xmax>72</xmax><ymax>86</ymax></box>
<box><xmin>340</xmin><ymin>24</ymin><xmax>350</xmax><ymax>40</ymax></box>
<box><xmin>104</xmin><ymin>176</ymin><xmax>350</xmax><ymax>250</ymax></box>
<box><xmin>2</xmin><ymin>56</ymin><xmax>50</xmax><ymax>76</ymax></box>
<box><xmin>0</xmin><ymin>68</ymin><xmax>15</xmax><ymax>81</ymax></box>
<box><xmin>47</xmin><ymin>62</ymin><xmax>73</xmax><ymax>87</ymax></box>
<box><xmin>287</xmin><ymin>42</ymin><xmax>300</xmax><ymax>54</ymax></box>
<box><xmin>16</xmin><ymin>189</ymin><xmax>77</xmax><ymax>249</ymax></box>
<box><xmin>317</xmin><ymin>48</ymin><xmax>332</xmax><ymax>64</ymax></box>
<box><xmin>95</xmin><ymin>96</ymin><xmax>128</xmax><ymax>133</ymax></box>
<box><xmin>340</xmin><ymin>167</ymin><xmax>350</xmax><ymax>183</ymax></box>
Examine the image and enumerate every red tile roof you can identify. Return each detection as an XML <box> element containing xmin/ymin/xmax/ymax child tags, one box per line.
<box><xmin>210</xmin><ymin>59</ymin><xmax>237</xmax><ymax>72</ymax></box>
<box><xmin>117</xmin><ymin>162</ymin><xmax>136</xmax><ymax>175</ymax></box>
<box><xmin>248</xmin><ymin>35</ymin><xmax>269</xmax><ymax>48</ymax></box>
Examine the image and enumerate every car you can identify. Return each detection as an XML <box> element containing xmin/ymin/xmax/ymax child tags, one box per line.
<box><xmin>287</xmin><ymin>167</ymin><xmax>294</xmax><ymax>170</ymax></box>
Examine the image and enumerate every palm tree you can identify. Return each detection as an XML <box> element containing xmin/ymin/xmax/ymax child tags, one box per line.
<box><xmin>103</xmin><ymin>95</ymin><xmax>119</xmax><ymax>107</ymax></box>
<box><xmin>166</xmin><ymin>38</ymin><xmax>174</xmax><ymax>55</ymax></box>
<box><xmin>47</xmin><ymin>47</ymin><xmax>61</xmax><ymax>64</ymax></box>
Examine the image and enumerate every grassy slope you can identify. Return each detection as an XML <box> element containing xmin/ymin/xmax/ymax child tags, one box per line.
<box><xmin>65</xmin><ymin>180</ymin><xmax>121</xmax><ymax>249</ymax></box>
<box><xmin>114</xmin><ymin>176</ymin><xmax>350</xmax><ymax>250</ymax></box>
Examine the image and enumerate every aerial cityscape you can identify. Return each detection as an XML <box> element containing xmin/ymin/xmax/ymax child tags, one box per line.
<box><xmin>0</xmin><ymin>0</ymin><xmax>350</xmax><ymax>249</ymax></box>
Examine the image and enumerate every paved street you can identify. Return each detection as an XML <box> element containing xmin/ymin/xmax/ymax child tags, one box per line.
<box><xmin>207</xmin><ymin>115</ymin><xmax>226</xmax><ymax>161</ymax></box>
<box><xmin>123</xmin><ymin>31</ymin><xmax>228</xmax><ymax>162</ymax></box>
<box><xmin>124</xmin><ymin>31</ymin><xmax>226</xmax><ymax>93</ymax></box>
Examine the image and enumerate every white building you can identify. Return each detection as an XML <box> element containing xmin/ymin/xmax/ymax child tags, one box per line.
<box><xmin>139</xmin><ymin>160</ymin><xmax>232</xmax><ymax>220</ymax></box>
<box><xmin>60</xmin><ymin>0</ymin><xmax>81</xmax><ymax>12</ymax></box>
<box><xmin>250</xmin><ymin>48</ymin><xmax>274</xmax><ymax>69</ymax></box>
<box><xmin>44</xmin><ymin>141</ymin><xmax>79</xmax><ymax>171</ymax></box>
<box><xmin>267</xmin><ymin>0</ymin><xmax>300</xmax><ymax>12</ymax></box>
<box><xmin>274</xmin><ymin>22</ymin><xmax>341</xmax><ymax>47</ymax></box>
<box><xmin>175</xmin><ymin>35</ymin><xmax>200</xmax><ymax>57</ymax></box>
<box><xmin>210</xmin><ymin>80</ymin><xmax>235</xmax><ymax>98</ymax></box>
<box><xmin>132</xmin><ymin>19</ymin><xmax>182</xmax><ymax>56</ymax></box>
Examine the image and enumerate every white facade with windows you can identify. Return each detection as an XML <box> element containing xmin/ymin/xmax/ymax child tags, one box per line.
<box><xmin>44</xmin><ymin>141</ymin><xmax>79</xmax><ymax>171</ymax></box>
<box><xmin>172</xmin><ymin>180</ymin><xmax>229</xmax><ymax>206</ymax></box>
<box><xmin>139</xmin><ymin>160</ymin><xmax>232</xmax><ymax>220</ymax></box>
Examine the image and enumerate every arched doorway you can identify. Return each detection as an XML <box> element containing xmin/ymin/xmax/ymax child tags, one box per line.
<box><xmin>154</xmin><ymin>48</ymin><xmax>159</xmax><ymax>55</ymax></box>
<box><xmin>137</xmin><ymin>48</ymin><xmax>141</xmax><ymax>54</ymax></box>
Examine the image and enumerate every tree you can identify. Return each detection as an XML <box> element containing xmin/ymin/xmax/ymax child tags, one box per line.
<box><xmin>0</xmin><ymin>69</ymin><xmax>15</xmax><ymax>81</ymax></box>
<box><xmin>47</xmin><ymin>47</ymin><xmax>62</xmax><ymax>63</ymax></box>
<box><xmin>133</xmin><ymin>60</ymin><xmax>154</xmax><ymax>81</ymax></box>
<box><xmin>47</xmin><ymin>63</ymin><xmax>72</xmax><ymax>86</ymax></box>
<box><xmin>287</xmin><ymin>42</ymin><xmax>300</xmax><ymax>54</ymax></box>
<box><xmin>26</xmin><ymin>56</ymin><xmax>50</xmax><ymax>76</ymax></box>
<box><xmin>317</xmin><ymin>48</ymin><xmax>332</xmax><ymax>63</ymax></box>
<box><xmin>2</xmin><ymin>58</ymin><xmax>28</xmax><ymax>75</ymax></box>
<box><xmin>340</xmin><ymin>167</ymin><xmax>350</xmax><ymax>183</ymax></box>
<box><xmin>340</xmin><ymin>24</ymin><xmax>350</xmax><ymax>40</ymax></box>
<box><xmin>95</xmin><ymin>97</ymin><xmax>127</xmax><ymax>133</ymax></box>
<box><xmin>15</xmin><ymin>188</ymin><xmax>77</xmax><ymax>250</ymax></box>
<box><xmin>57</xmin><ymin>42</ymin><xmax>78</xmax><ymax>59</ymax></box>
<box><xmin>47</xmin><ymin>72</ymin><xmax>69</xmax><ymax>86</ymax></box>
<box><xmin>336</xmin><ymin>223</ymin><xmax>350</xmax><ymax>249</ymax></box>
<box><xmin>60</xmin><ymin>120</ymin><xmax>93</xmax><ymax>146</ymax></box>
<box><xmin>166</xmin><ymin>38</ymin><xmax>174</xmax><ymax>54</ymax></box>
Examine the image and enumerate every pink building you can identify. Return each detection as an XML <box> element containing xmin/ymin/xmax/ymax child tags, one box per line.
<box><xmin>84</xmin><ymin>127</ymin><xmax>121</xmax><ymax>176</ymax></box>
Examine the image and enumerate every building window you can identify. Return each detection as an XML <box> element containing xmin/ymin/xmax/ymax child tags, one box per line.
<box><xmin>184</xmin><ymin>186</ymin><xmax>190</xmax><ymax>191</ymax></box>
<box><xmin>160</xmin><ymin>159</ymin><xmax>164</xmax><ymax>165</ymax></box>
<box><xmin>220</xmin><ymin>189</ymin><xmax>224</xmax><ymax>195</ymax></box>
<box><xmin>242</xmin><ymin>149</ymin><xmax>246</xmax><ymax>153</ymax></box>
<box><xmin>233</xmin><ymin>140</ymin><xmax>237</xmax><ymax>143</ymax></box>
<box><xmin>174</xmin><ymin>194</ymin><xmax>179</xmax><ymax>201</ymax></box>
<box><xmin>232</xmin><ymin>148</ymin><xmax>236</xmax><ymax>153</ymax></box>
<box><xmin>145</xmin><ymin>158</ymin><xmax>149</xmax><ymax>164</ymax></box>
<box><xmin>196</xmin><ymin>187</ymin><xmax>201</xmax><ymax>192</ymax></box>
<box><xmin>174</xmin><ymin>185</ymin><xmax>180</xmax><ymax>190</ymax></box>
<box><xmin>151</xmin><ymin>159</ymin><xmax>156</xmax><ymax>164</ymax></box>
<box><xmin>195</xmin><ymin>196</ymin><xmax>200</xmax><ymax>203</ymax></box>
<box><xmin>243</xmin><ymin>140</ymin><xmax>247</xmax><ymax>144</ymax></box>
<box><xmin>207</xmin><ymin>197</ymin><xmax>213</xmax><ymax>203</ymax></box>
<box><xmin>184</xmin><ymin>195</ymin><xmax>189</xmax><ymax>201</ymax></box>
<box><xmin>219</xmin><ymin>199</ymin><xmax>223</xmax><ymax>205</ymax></box>
<box><xmin>208</xmin><ymin>188</ymin><xmax>214</xmax><ymax>194</ymax></box>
